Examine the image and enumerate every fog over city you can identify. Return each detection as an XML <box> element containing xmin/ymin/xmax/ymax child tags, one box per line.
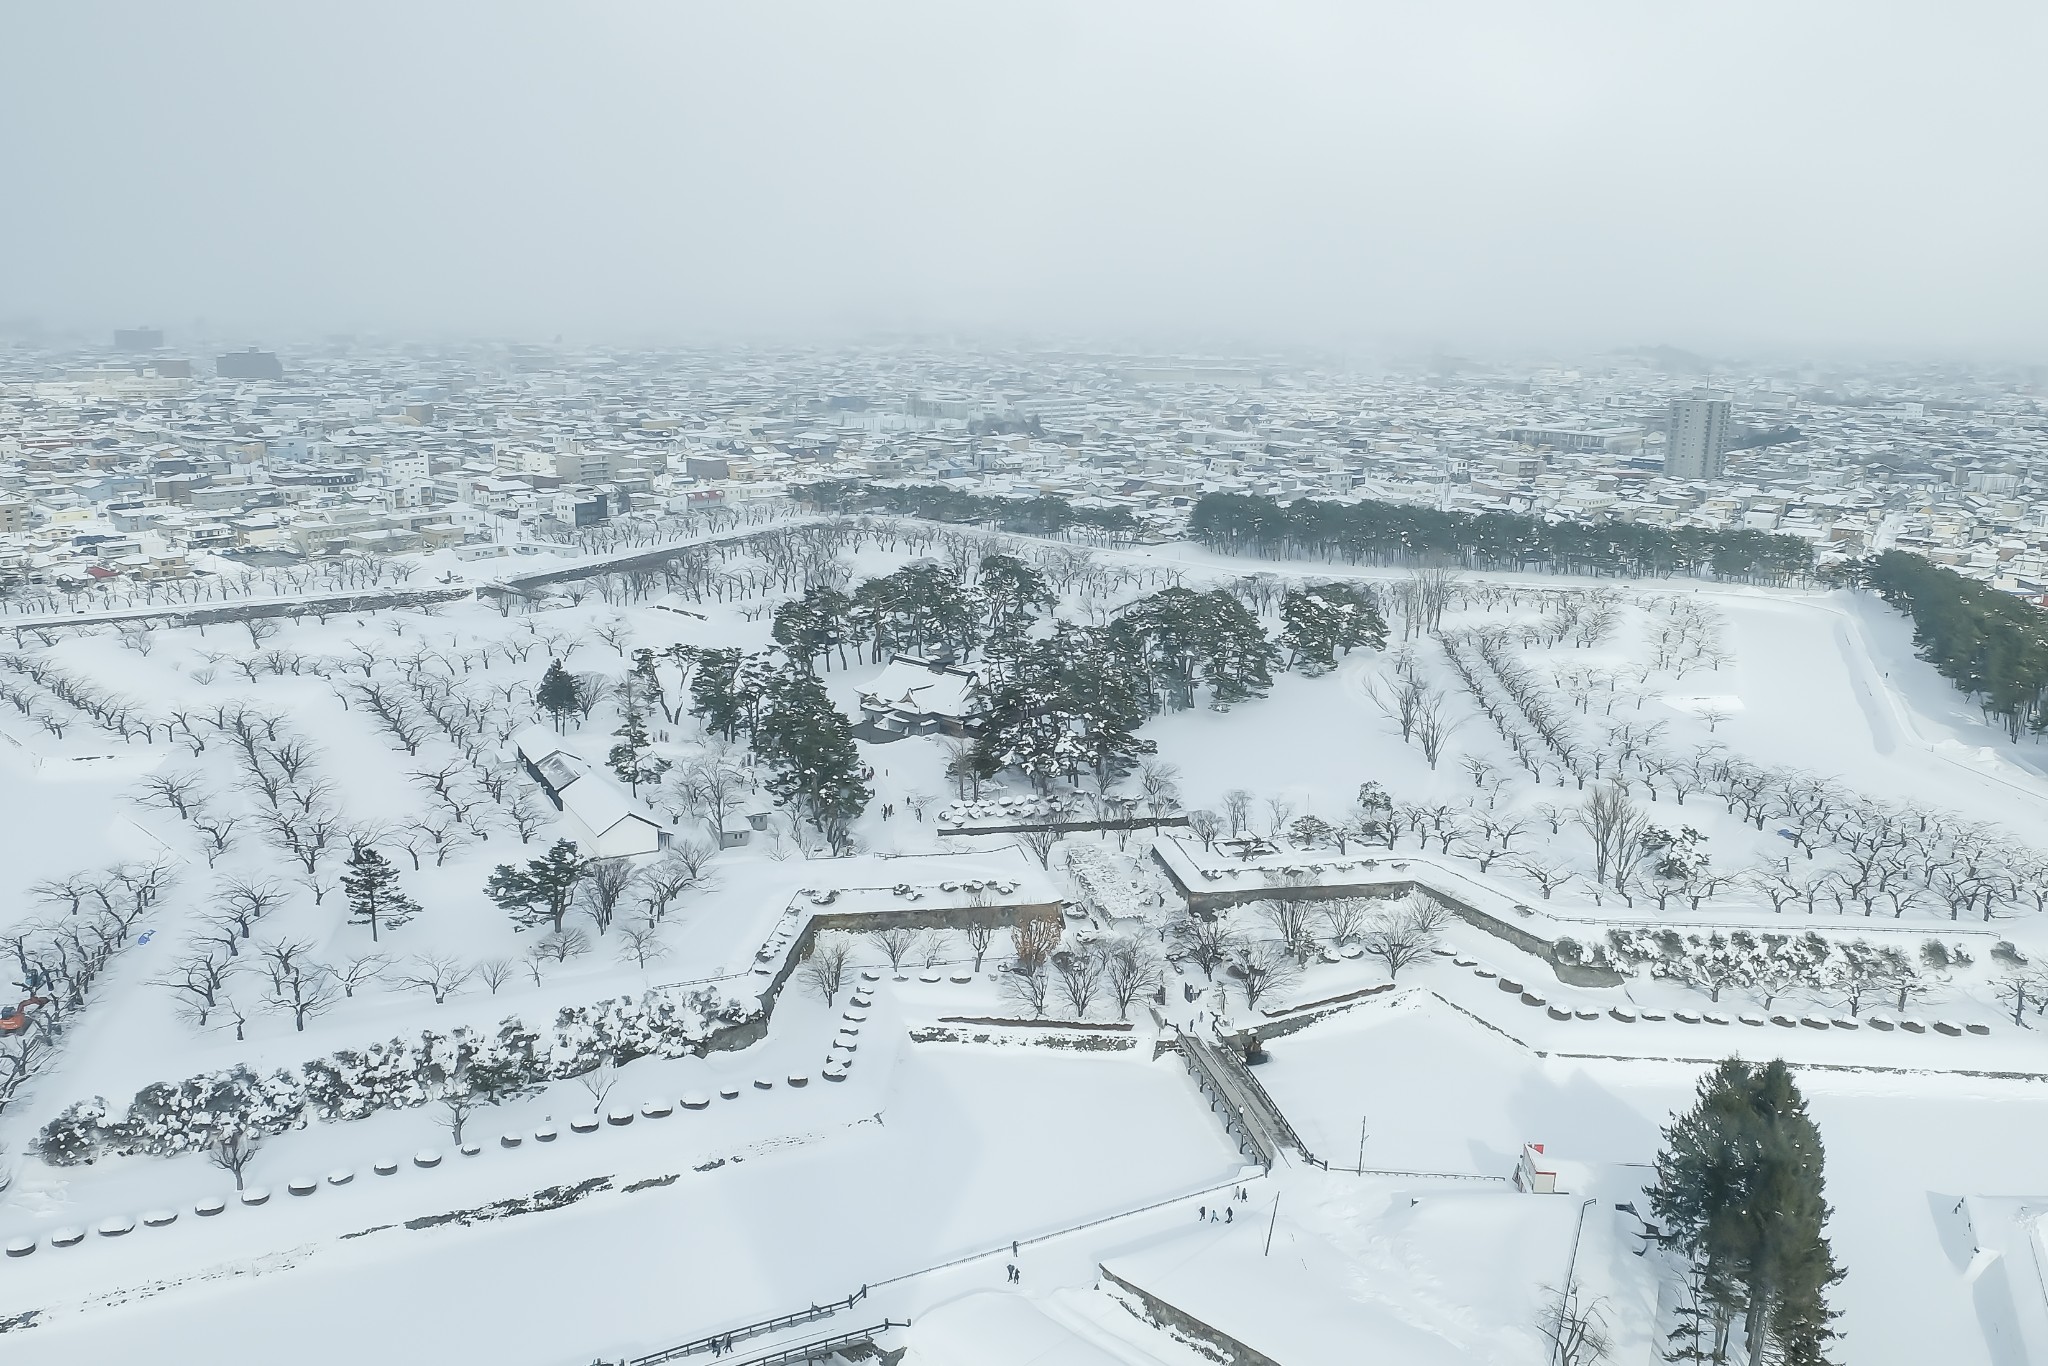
<box><xmin>5</xmin><ymin>1</ymin><xmax>2045</xmax><ymax>353</ymax></box>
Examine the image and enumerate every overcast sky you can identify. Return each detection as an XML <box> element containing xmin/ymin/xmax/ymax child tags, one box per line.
<box><xmin>3</xmin><ymin>2</ymin><xmax>2043</xmax><ymax>356</ymax></box>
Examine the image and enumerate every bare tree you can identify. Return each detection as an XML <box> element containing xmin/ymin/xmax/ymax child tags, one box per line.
<box><xmin>1101</xmin><ymin>936</ymin><xmax>1163</xmax><ymax>1020</ymax></box>
<box><xmin>1536</xmin><ymin>1284</ymin><xmax>1612</xmax><ymax>1366</ymax></box>
<box><xmin>1169</xmin><ymin>913</ymin><xmax>1241</xmax><ymax>980</ymax></box>
<box><xmin>1318</xmin><ymin>897</ymin><xmax>1370</xmax><ymax>945</ymax></box>
<box><xmin>799</xmin><ymin>935</ymin><xmax>855</xmax><ymax>1005</ymax></box>
<box><xmin>635</xmin><ymin>844</ymin><xmax>712</xmax><ymax>920</ymax></box>
<box><xmin>473</xmin><ymin>956</ymin><xmax>518</xmax><ymax>995</ymax></box>
<box><xmin>867</xmin><ymin>926</ymin><xmax>921</xmax><ymax>975</ymax></box>
<box><xmin>138</xmin><ymin>770</ymin><xmax>208</xmax><ymax>820</ymax></box>
<box><xmin>962</xmin><ymin>919</ymin><xmax>998</xmax><ymax>972</ymax></box>
<box><xmin>1221</xmin><ymin>788</ymin><xmax>1254</xmax><ymax>837</ymax></box>
<box><xmin>579</xmin><ymin>1064</ymin><xmax>619</xmax><ymax>1113</ymax></box>
<box><xmin>616</xmin><ymin>918</ymin><xmax>670</xmax><ymax>969</ymax></box>
<box><xmin>531</xmin><ymin>927</ymin><xmax>590</xmax><ymax>964</ymax></box>
<box><xmin>148</xmin><ymin>949</ymin><xmax>241</xmax><ymax>1027</ymax></box>
<box><xmin>1263</xmin><ymin>796</ymin><xmax>1296</xmax><ymax>838</ymax></box>
<box><xmin>1017</xmin><ymin>826</ymin><xmax>1061</xmax><ymax>869</ymax></box>
<box><xmin>1413</xmin><ymin>689</ymin><xmax>1463</xmax><ymax>769</ymax></box>
<box><xmin>1051</xmin><ymin>946</ymin><xmax>1105</xmax><ymax>1017</ymax></box>
<box><xmin>579</xmin><ymin>858</ymin><xmax>639</xmax><ymax>935</ymax></box>
<box><xmin>216</xmin><ymin>875</ymin><xmax>291</xmax><ymax>940</ymax></box>
<box><xmin>1001</xmin><ymin>957</ymin><xmax>1053</xmax><ymax>1017</ymax></box>
<box><xmin>1010</xmin><ymin>915</ymin><xmax>1062</xmax><ymax>975</ymax></box>
<box><xmin>1225</xmin><ymin>938</ymin><xmax>1300</xmax><ymax>1013</ymax></box>
<box><xmin>1514</xmin><ymin>854</ymin><xmax>1577</xmax><ymax>901</ymax></box>
<box><xmin>257</xmin><ymin>940</ymin><xmax>338</xmax><ymax>1031</ymax></box>
<box><xmin>1359</xmin><ymin>895</ymin><xmax>1451</xmax><ymax>979</ymax></box>
<box><xmin>1577</xmin><ymin>783</ymin><xmax>1654</xmax><ymax>891</ymax></box>
<box><xmin>325</xmin><ymin>953</ymin><xmax>391</xmax><ymax>998</ymax></box>
<box><xmin>394</xmin><ymin>952</ymin><xmax>473</xmax><ymax>1005</ymax></box>
<box><xmin>190</xmin><ymin>809</ymin><xmax>241</xmax><ymax>866</ymax></box>
<box><xmin>1992</xmin><ymin>970</ymin><xmax>2046</xmax><ymax>1027</ymax></box>
<box><xmin>506</xmin><ymin>792</ymin><xmax>554</xmax><ymax>844</ymax></box>
<box><xmin>1186</xmin><ymin>808</ymin><xmax>1223</xmax><ymax>851</ymax></box>
<box><xmin>1259</xmin><ymin>894</ymin><xmax>1320</xmax><ymax>966</ymax></box>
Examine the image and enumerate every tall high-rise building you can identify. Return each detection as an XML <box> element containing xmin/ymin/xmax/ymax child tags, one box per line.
<box><xmin>113</xmin><ymin>326</ymin><xmax>163</xmax><ymax>350</ymax></box>
<box><xmin>1664</xmin><ymin>397</ymin><xmax>1731</xmax><ymax>480</ymax></box>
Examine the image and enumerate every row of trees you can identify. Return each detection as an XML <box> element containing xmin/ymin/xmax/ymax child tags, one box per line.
<box><xmin>1598</xmin><ymin>926</ymin><xmax>1991</xmax><ymax>1014</ymax></box>
<box><xmin>1</xmin><ymin>859</ymin><xmax>175</xmax><ymax>1113</ymax></box>
<box><xmin>38</xmin><ymin>986</ymin><xmax>753</xmax><ymax>1183</ymax></box>
<box><xmin>794</xmin><ymin>480</ymin><xmax>1141</xmax><ymax>542</ymax></box>
<box><xmin>1187</xmin><ymin>492</ymin><xmax>1818</xmax><ymax>584</ymax></box>
<box><xmin>1856</xmin><ymin>551</ymin><xmax>2048</xmax><ymax>741</ymax></box>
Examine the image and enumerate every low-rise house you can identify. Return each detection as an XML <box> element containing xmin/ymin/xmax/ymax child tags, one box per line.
<box><xmin>510</xmin><ymin>725</ymin><xmax>674</xmax><ymax>857</ymax></box>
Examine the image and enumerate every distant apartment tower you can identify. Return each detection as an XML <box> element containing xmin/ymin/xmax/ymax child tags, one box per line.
<box><xmin>216</xmin><ymin>347</ymin><xmax>284</xmax><ymax>381</ymax></box>
<box><xmin>1664</xmin><ymin>398</ymin><xmax>1731</xmax><ymax>480</ymax></box>
<box><xmin>113</xmin><ymin>326</ymin><xmax>163</xmax><ymax>350</ymax></box>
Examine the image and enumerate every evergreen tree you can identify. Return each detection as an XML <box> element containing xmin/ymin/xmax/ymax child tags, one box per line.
<box><xmin>342</xmin><ymin>840</ymin><xmax>421</xmax><ymax>943</ymax></box>
<box><xmin>688</xmin><ymin>647</ymin><xmax>747</xmax><ymax>740</ymax></box>
<box><xmin>772</xmin><ymin>585</ymin><xmax>853</xmax><ymax>673</ymax></box>
<box><xmin>751</xmin><ymin>669</ymin><xmax>870</xmax><ymax>846</ymax></box>
<box><xmin>977</xmin><ymin>553</ymin><xmax>1054</xmax><ymax>643</ymax></box>
<box><xmin>486</xmin><ymin>839</ymin><xmax>592</xmax><ymax>933</ymax></box>
<box><xmin>1280</xmin><ymin>583</ymin><xmax>1389</xmax><ymax>674</ymax></box>
<box><xmin>976</xmin><ymin>622</ymin><xmax>1151</xmax><ymax>790</ymax></box>
<box><xmin>1114</xmin><ymin>587</ymin><xmax>1280</xmax><ymax>711</ymax></box>
<box><xmin>852</xmin><ymin>563</ymin><xmax>981</xmax><ymax>661</ymax></box>
<box><xmin>607</xmin><ymin>704</ymin><xmax>669</xmax><ymax>795</ymax></box>
<box><xmin>1650</xmin><ymin>1058</ymin><xmax>1842</xmax><ymax>1366</ymax></box>
<box><xmin>537</xmin><ymin>659</ymin><xmax>582</xmax><ymax>733</ymax></box>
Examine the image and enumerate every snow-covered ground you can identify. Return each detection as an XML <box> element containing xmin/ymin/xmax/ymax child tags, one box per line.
<box><xmin>4</xmin><ymin>531</ymin><xmax>2047</xmax><ymax>1364</ymax></box>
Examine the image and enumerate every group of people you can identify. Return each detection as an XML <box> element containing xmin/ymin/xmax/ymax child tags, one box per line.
<box><xmin>1198</xmin><ymin>1187</ymin><xmax>1254</xmax><ymax>1224</ymax></box>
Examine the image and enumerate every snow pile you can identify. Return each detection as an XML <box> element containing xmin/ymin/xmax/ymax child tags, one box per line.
<box><xmin>1062</xmin><ymin>839</ymin><xmax>1179</xmax><ymax>925</ymax></box>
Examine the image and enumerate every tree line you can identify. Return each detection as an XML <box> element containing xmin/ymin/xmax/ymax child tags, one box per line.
<box><xmin>1189</xmin><ymin>492</ymin><xmax>1818</xmax><ymax>584</ymax></box>
<box><xmin>1853</xmin><ymin>550</ymin><xmax>2048</xmax><ymax>741</ymax></box>
<box><xmin>794</xmin><ymin>479</ymin><xmax>1142</xmax><ymax>541</ymax></box>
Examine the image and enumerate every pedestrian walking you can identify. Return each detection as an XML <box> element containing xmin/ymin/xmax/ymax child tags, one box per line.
<box><xmin>1226</xmin><ymin>1207</ymin><xmax>1234</xmax><ymax>1223</ymax></box>
<box><xmin>1198</xmin><ymin>1204</ymin><xmax>1206</xmax><ymax>1220</ymax></box>
<box><xmin>1006</xmin><ymin>1263</ymin><xmax>1016</xmax><ymax>1283</ymax></box>
<box><xmin>1012</xmin><ymin>1240</ymin><xmax>1019</xmax><ymax>1256</ymax></box>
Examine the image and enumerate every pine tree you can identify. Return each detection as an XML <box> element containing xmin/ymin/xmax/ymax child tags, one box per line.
<box><xmin>342</xmin><ymin>841</ymin><xmax>421</xmax><ymax>942</ymax></box>
<box><xmin>1650</xmin><ymin>1058</ymin><xmax>1842</xmax><ymax>1366</ymax></box>
<box><xmin>537</xmin><ymin>659</ymin><xmax>582</xmax><ymax>732</ymax></box>
<box><xmin>689</xmin><ymin>647</ymin><xmax>753</xmax><ymax>740</ymax></box>
<box><xmin>487</xmin><ymin>839</ymin><xmax>592</xmax><ymax>933</ymax></box>
<box><xmin>751</xmin><ymin>669</ymin><xmax>870</xmax><ymax>847</ymax></box>
<box><xmin>607</xmin><ymin>705</ymin><xmax>668</xmax><ymax>795</ymax></box>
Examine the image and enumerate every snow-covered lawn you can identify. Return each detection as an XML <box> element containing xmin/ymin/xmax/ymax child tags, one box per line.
<box><xmin>6</xmin><ymin>536</ymin><xmax>2048</xmax><ymax>1365</ymax></box>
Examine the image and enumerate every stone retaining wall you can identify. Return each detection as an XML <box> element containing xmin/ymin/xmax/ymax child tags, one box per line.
<box><xmin>1149</xmin><ymin>849</ymin><xmax>1624</xmax><ymax>989</ymax></box>
<box><xmin>1100</xmin><ymin>1265</ymin><xmax>1278</xmax><ymax>1366</ymax></box>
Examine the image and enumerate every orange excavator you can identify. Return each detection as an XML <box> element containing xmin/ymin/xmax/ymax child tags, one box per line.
<box><xmin>0</xmin><ymin>995</ymin><xmax>48</xmax><ymax>1034</ymax></box>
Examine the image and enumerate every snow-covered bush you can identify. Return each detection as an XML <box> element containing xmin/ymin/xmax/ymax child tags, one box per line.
<box><xmin>1604</xmin><ymin>926</ymin><xmax>1933</xmax><ymax>1013</ymax></box>
<box><xmin>37</xmin><ymin>1097</ymin><xmax>112</xmax><ymax>1166</ymax></box>
<box><xmin>36</xmin><ymin>988</ymin><xmax>756</xmax><ymax>1166</ymax></box>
